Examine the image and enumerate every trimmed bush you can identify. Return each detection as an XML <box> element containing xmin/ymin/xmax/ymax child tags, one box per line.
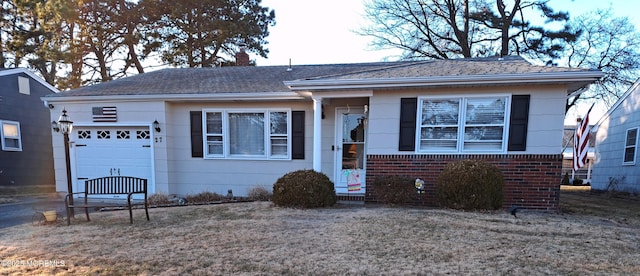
<box><xmin>148</xmin><ymin>193</ymin><xmax>171</xmax><ymax>206</ymax></box>
<box><xmin>248</xmin><ymin>186</ymin><xmax>272</xmax><ymax>201</ymax></box>
<box><xmin>371</xmin><ymin>175</ymin><xmax>416</xmax><ymax>204</ymax></box>
<box><xmin>185</xmin><ymin>191</ymin><xmax>224</xmax><ymax>203</ymax></box>
<box><xmin>272</xmin><ymin>170</ymin><xmax>337</xmax><ymax>208</ymax></box>
<box><xmin>436</xmin><ymin>159</ymin><xmax>504</xmax><ymax>210</ymax></box>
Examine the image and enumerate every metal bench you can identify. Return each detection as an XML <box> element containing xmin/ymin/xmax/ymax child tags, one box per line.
<box><xmin>64</xmin><ymin>176</ymin><xmax>150</xmax><ymax>225</ymax></box>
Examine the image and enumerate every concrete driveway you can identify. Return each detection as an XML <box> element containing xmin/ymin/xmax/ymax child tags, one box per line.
<box><xmin>0</xmin><ymin>195</ymin><xmax>65</xmax><ymax>229</ymax></box>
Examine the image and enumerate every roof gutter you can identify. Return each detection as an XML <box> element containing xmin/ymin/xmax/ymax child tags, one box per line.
<box><xmin>284</xmin><ymin>71</ymin><xmax>604</xmax><ymax>92</ymax></box>
<box><xmin>41</xmin><ymin>91</ymin><xmax>305</xmax><ymax>103</ymax></box>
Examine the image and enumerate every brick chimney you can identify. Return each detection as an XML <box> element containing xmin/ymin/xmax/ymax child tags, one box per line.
<box><xmin>235</xmin><ymin>47</ymin><xmax>250</xmax><ymax>66</ymax></box>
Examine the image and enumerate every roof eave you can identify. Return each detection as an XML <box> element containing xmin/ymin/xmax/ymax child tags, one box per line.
<box><xmin>0</xmin><ymin>68</ymin><xmax>60</xmax><ymax>93</ymax></box>
<box><xmin>284</xmin><ymin>71</ymin><xmax>604</xmax><ymax>91</ymax></box>
<box><xmin>41</xmin><ymin>91</ymin><xmax>305</xmax><ymax>103</ymax></box>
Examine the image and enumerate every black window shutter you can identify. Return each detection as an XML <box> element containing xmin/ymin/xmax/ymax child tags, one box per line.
<box><xmin>190</xmin><ymin>111</ymin><xmax>203</xmax><ymax>157</ymax></box>
<box><xmin>399</xmin><ymin>98</ymin><xmax>417</xmax><ymax>151</ymax></box>
<box><xmin>291</xmin><ymin>111</ymin><xmax>305</xmax><ymax>159</ymax></box>
<box><xmin>508</xmin><ymin>95</ymin><xmax>530</xmax><ymax>151</ymax></box>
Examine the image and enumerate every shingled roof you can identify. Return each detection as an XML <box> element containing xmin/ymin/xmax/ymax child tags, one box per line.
<box><xmin>305</xmin><ymin>56</ymin><xmax>590</xmax><ymax>80</ymax></box>
<box><xmin>46</xmin><ymin>63</ymin><xmax>393</xmax><ymax>97</ymax></box>
<box><xmin>45</xmin><ymin>56</ymin><xmax>599</xmax><ymax>98</ymax></box>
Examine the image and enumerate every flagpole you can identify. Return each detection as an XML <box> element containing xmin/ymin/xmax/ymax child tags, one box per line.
<box><xmin>572</xmin><ymin>117</ymin><xmax>580</xmax><ymax>179</ymax></box>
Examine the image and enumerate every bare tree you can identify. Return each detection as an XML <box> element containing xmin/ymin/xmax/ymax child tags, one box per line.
<box><xmin>360</xmin><ymin>0</ymin><xmax>489</xmax><ymax>59</ymax></box>
<box><xmin>562</xmin><ymin>9</ymin><xmax>640</xmax><ymax>111</ymax></box>
<box><xmin>360</xmin><ymin>0</ymin><xmax>576</xmax><ymax>60</ymax></box>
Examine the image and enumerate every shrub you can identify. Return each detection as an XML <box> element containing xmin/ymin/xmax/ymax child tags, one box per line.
<box><xmin>435</xmin><ymin>159</ymin><xmax>504</xmax><ymax>210</ymax></box>
<box><xmin>148</xmin><ymin>193</ymin><xmax>171</xmax><ymax>206</ymax></box>
<box><xmin>272</xmin><ymin>170</ymin><xmax>337</xmax><ymax>208</ymax></box>
<box><xmin>572</xmin><ymin>178</ymin><xmax>584</xmax><ymax>186</ymax></box>
<box><xmin>371</xmin><ymin>175</ymin><xmax>416</xmax><ymax>204</ymax></box>
<box><xmin>185</xmin><ymin>191</ymin><xmax>224</xmax><ymax>203</ymax></box>
<box><xmin>248</xmin><ymin>186</ymin><xmax>272</xmax><ymax>201</ymax></box>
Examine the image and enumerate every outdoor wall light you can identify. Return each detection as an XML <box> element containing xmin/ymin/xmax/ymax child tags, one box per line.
<box><xmin>52</xmin><ymin>121</ymin><xmax>60</xmax><ymax>132</ymax></box>
<box><xmin>153</xmin><ymin>120</ymin><xmax>161</xmax><ymax>133</ymax></box>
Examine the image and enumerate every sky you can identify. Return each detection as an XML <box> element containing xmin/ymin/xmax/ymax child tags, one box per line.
<box><xmin>252</xmin><ymin>0</ymin><xmax>640</xmax><ymax>124</ymax></box>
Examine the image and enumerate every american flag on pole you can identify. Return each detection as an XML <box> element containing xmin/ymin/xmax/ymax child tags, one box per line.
<box><xmin>573</xmin><ymin>104</ymin><xmax>593</xmax><ymax>172</ymax></box>
<box><xmin>92</xmin><ymin>106</ymin><xmax>117</xmax><ymax>122</ymax></box>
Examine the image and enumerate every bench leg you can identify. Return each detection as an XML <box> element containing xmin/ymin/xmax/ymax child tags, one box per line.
<box><xmin>127</xmin><ymin>198</ymin><xmax>133</xmax><ymax>224</ymax></box>
<box><xmin>144</xmin><ymin>199</ymin><xmax>150</xmax><ymax>221</ymax></box>
<box><xmin>85</xmin><ymin>207</ymin><xmax>91</xmax><ymax>222</ymax></box>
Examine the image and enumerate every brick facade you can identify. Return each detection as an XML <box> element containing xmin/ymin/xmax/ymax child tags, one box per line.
<box><xmin>365</xmin><ymin>154</ymin><xmax>562</xmax><ymax>211</ymax></box>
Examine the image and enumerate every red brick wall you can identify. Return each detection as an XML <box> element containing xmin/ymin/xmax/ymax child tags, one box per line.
<box><xmin>365</xmin><ymin>154</ymin><xmax>562</xmax><ymax>211</ymax></box>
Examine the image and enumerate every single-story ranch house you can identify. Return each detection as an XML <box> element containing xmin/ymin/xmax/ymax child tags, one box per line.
<box><xmin>42</xmin><ymin>56</ymin><xmax>602</xmax><ymax>211</ymax></box>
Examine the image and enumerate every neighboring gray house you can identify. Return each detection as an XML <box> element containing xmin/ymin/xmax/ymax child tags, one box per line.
<box><xmin>42</xmin><ymin>56</ymin><xmax>602</xmax><ymax>211</ymax></box>
<box><xmin>592</xmin><ymin>79</ymin><xmax>640</xmax><ymax>192</ymax></box>
<box><xmin>0</xmin><ymin>68</ymin><xmax>58</xmax><ymax>189</ymax></box>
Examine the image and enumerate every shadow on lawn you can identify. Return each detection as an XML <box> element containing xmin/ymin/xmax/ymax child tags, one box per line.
<box><xmin>560</xmin><ymin>189</ymin><xmax>640</xmax><ymax>222</ymax></box>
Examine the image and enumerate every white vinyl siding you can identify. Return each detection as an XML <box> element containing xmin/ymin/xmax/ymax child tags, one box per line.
<box><xmin>623</xmin><ymin>128</ymin><xmax>638</xmax><ymax>165</ymax></box>
<box><xmin>418</xmin><ymin>96</ymin><xmax>509</xmax><ymax>153</ymax></box>
<box><xmin>1</xmin><ymin>120</ymin><xmax>22</xmax><ymax>151</ymax></box>
<box><xmin>203</xmin><ymin>109</ymin><xmax>291</xmax><ymax>159</ymax></box>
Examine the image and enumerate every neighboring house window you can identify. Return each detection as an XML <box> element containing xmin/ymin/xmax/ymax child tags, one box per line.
<box><xmin>418</xmin><ymin>96</ymin><xmax>509</xmax><ymax>152</ymax></box>
<box><xmin>1</xmin><ymin>120</ymin><xmax>22</xmax><ymax>151</ymax></box>
<box><xmin>203</xmin><ymin>110</ymin><xmax>290</xmax><ymax>159</ymax></box>
<box><xmin>623</xmin><ymin>128</ymin><xmax>638</xmax><ymax>165</ymax></box>
<box><xmin>18</xmin><ymin>76</ymin><xmax>30</xmax><ymax>95</ymax></box>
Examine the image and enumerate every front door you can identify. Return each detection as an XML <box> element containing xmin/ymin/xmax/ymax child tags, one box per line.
<box><xmin>335</xmin><ymin>108</ymin><xmax>366</xmax><ymax>194</ymax></box>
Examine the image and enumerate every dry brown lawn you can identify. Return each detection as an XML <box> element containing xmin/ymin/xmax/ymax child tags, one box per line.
<box><xmin>1</xmin><ymin>191</ymin><xmax>640</xmax><ymax>275</ymax></box>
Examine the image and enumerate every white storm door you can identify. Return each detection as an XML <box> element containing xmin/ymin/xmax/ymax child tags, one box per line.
<box><xmin>334</xmin><ymin>108</ymin><xmax>366</xmax><ymax>194</ymax></box>
<box><xmin>74</xmin><ymin>127</ymin><xmax>153</xmax><ymax>199</ymax></box>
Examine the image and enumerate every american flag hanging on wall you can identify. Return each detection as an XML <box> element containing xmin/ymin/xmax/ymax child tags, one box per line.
<box><xmin>92</xmin><ymin>106</ymin><xmax>117</xmax><ymax>122</ymax></box>
<box><xmin>573</xmin><ymin>104</ymin><xmax>593</xmax><ymax>172</ymax></box>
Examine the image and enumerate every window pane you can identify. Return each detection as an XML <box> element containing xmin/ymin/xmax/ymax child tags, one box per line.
<box><xmin>464</xmin><ymin>141</ymin><xmax>503</xmax><ymax>150</ymax></box>
<box><xmin>420</xmin><ymin>140</ymin><xmax>456</xmax><ymax>150</ymax></box>
<box><xmin>464</xmin><ymin>126</ymin><xmax>504</xmax><ymax>141</ymax></box>
<box><xmin>229</xmin><ymin>113</ymin><xmax>265</xmax><ymax>156</ymax></box>
<box><xmin>343</xmin><ymin>114</ymin><xmax>366</xmax><ymax>143</ymax></box>
<box><xmin>206</xmin><ymin>112</ymin><xmax>222</xmax><ymax>134</ymax></box>
<box><xmin>2</xmin><ymin>123</ymin><xmax>18</xmax><ymax>137</ymax></box>
<box><xmin>626</xmin><ymin>129</ymin><xmax>637</xmax><ymax>146</ymax></box>
<box><xmin>624</xmin><ymin>147</ymin><xmax>636</xmax><ymax>163</ymax></box>
<box><xmin>465</xmin><ymin>98</ymin><xmax>506</xmax><ymax>124</ymax></box>
<box><xmin>421</xmin><ymin>127</ymin><xmax>458</xmax><ymax>139</ymax></box>
<box><xmin>271</xmin><ymin>137</ymin><xmax>288</xmax><ymax>156</ymax></box>
<box><xmin>270</xmin><ymin>112</ymin><xmax>287</xmax><ymax>135</ymax></box>
<box><xmin>4</xmin><ymin>138</ymin><xmax>19</xmax><ymax>148</ymax></box>
<box><xmin>207</xmin><ymin>136</ymin><xmax>223</xmax><ymax>155</ymax></box>
<box><xmin>422</xmin><ymin>99</ymin><xmax>459</xmax><ymax>125</ymax></box>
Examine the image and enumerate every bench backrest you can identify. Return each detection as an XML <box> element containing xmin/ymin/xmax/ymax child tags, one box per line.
<box><xmin>85</xmin><ymin>176</ymin><xmax>148</xmax><ymax>195</ymax></box>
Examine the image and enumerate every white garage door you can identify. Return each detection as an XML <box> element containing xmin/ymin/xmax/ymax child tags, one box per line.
<box><xmin>73</xmin><ymin>126</ymin><xmax>153</xmax><ymax>198</ymax></box>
